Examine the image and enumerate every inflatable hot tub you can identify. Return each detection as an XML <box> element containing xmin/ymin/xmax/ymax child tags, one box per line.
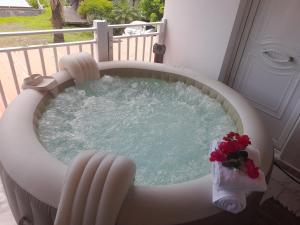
<box><xmin>0</xmin><ymin>58</ymin><xmax>273</xmax><ymax>225</ymax></box>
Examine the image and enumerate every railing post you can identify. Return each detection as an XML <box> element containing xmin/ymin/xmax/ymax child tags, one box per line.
<box><xmin>108</xmin><ymin>27</ymin><xmax>114</xmax><ymax>61</ymax></box>
<box><xmin>93</xmin><ymin>20</ymin><xmax>109</xmax><ymax>62</ymax></box>
<box><xmin>158</xmin><ymin>18</ymin><xmax>167</xmax><ymax>45</ymax></box>
<box><xmin>0</xmin><ymin>80</ymin><xmax>8</xmax><ymax>108</ymax></box>
<box><xmin>153</xmin><ymin>18</ymin><xmax>167</xmax><ymax>63</ymax></box>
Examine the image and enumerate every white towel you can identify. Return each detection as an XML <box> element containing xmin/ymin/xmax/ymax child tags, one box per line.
<box><xmin>211</xmin><ymin>140</ymin><xmax>267</xmax><ymax>192</ymax></box>
<box><xmin>212</xmin><ymin>183</ymin><xmax>246</xmax><ymax>214</ymax></box>
<box><xmin>210</xmin><ymin>140</ymin><xmax>267</xmax><ymax>213</ymax></box>
<box><xmin>213</xmin><ymin>163</ymin><xmax>267</xmax><ymax>192</ymax></box>
<box><xmin>59</xmin><ymin>52</ymin><xmax>99</xmax><ymax>85</ymax></box>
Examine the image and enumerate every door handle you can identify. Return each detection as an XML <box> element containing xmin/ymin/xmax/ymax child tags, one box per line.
<box><xmin>262</xmin><ymin>49</ymin><xmax>294</xmax><ymax>63</ymax></box>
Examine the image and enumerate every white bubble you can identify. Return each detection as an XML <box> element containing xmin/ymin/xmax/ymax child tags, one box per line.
<box><xmin>38</xmin><ymin>76</ymin><xmax>236</xmax><ymax>185</ymax></box>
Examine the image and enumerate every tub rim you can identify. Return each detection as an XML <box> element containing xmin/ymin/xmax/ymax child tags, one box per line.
<box><xmin>0</xmin><ymin>61</ymin><xmax>273</xmax><ymax>225</ymax></box>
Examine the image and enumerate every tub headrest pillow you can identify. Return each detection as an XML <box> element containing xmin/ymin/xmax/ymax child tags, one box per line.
<box><xmin>59</xmin><ymin>52</ymin><xmax>100</xmax><ymax>85</ymax></box>
<box><xmin>54</xmin><ymin>151</ymin><xmax>136</xmax><ymax>225</ymax></box>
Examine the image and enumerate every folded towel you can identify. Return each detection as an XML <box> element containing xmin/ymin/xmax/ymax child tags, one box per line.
<box><xmin>213</xmin><ymin>162</ymin><xmax>267</xmax><ymax>192</ymax></box>
<box><xmin>211</xmin><ymin>140</ymin><xmax>267</xmax><ymax>192</ymax></box>
<box><xmin>210</xmin><ymin>139</ymin><xmax>267</xmax><ymax>213</ymax></box>
<box><xmin>54</xmin><ymin>151</ymin><xmax>135</xmax><ymax>225</ymax></box>
<box><xmin>212</xmin><ymin>183</ymin><xmax>246</xmax><ymax>214</ymax></box>
<box><xmin>59</xmin><ymin>52</ymin><xmax>99</xmax><ymax>85</ymax></box>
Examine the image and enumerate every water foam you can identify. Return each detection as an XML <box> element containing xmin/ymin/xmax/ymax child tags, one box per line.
<box><xmin>38</xmin><ymin>76</ymin><xmax>236</xmax><ymax>185</ymax></box>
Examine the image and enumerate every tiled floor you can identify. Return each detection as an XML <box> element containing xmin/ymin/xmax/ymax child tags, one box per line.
<box><xmin>261</xmin><ymin>166</ymin><xmax>300</xmax><ymax>216</ymax></box>
<box><xmin>0</xmin><ymin>164</ymin><xmax>299</xmax><ymax>224</ymax></box>
<box><xmin>0</xmin><ymin>180</ymin><xmax>15</xmax><ymax>225</ymax></box>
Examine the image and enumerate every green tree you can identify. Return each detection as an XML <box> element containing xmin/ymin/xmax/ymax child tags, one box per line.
<box><xmin>27</xmin><ymin>0</ymin><xmax>39</xmax><ymax>8</ymax></box>
<box><xmin>77</xmin><ymin>0</ymin><xmax>113</xmax><ymax>22</ymax></box>
<box><xmin>139</xmin><ymin>0</ymin><xmax>164</xmax><ymax>22</ymax></box>
<box><xmin>110</xmin><ymin>0</ymin><xmax>140</xmax><ymax>24</ymax></box>
<box><xmin>27</xmin><ymin>0</ymin><xmax>50</xmax><ymax>8</ymax></box>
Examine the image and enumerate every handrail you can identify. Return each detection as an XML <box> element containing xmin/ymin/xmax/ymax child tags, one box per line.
<box><xmin>113</xmin><ymin>32</ymin><xmax>159</xmax><ymax>39</ymax></box>
<box><xmin>0</xmin><ymin>21</ymin><xmax>162</xmax><ymax>37</ymax></box>
<box><xmin>0</xmin><ymin>27</ymin><xmax>95</xmax><ymax>37</ymax></box>
<box><xmin>108</xmin><ymin>21</ymin><xmax>163</xmax><ymax>29</ymax></box>
<box><xmin>0</xmin><ymin>40</ymin><xmax>96</xmax><ymax>52</ymax></box>
<box><xmin>0</xmin><ymin>20</ymin><xmax>165</xmax><ymax>111</ymax></box>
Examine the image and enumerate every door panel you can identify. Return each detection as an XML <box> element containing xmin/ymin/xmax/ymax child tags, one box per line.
<box><xmin>234</xmin><ymin>50</ymin><xmax>300</xmax><ymax>119</ymax></box>
<box><xmin>232</xmin><ymin>0</ymin><xmax>300</xmax><ymax>154</ymax></box>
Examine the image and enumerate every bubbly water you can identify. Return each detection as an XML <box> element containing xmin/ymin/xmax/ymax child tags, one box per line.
<box><xmin>38</xmin><ymin>76</ymin><xmax>237</xmax><ymax>185</ymax></box>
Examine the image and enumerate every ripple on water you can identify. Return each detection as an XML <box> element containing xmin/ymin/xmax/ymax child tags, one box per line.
<box><xmin>38</xmin><ymin>76</ymin><xmax>237</xmax><ymax>185</ymax></box>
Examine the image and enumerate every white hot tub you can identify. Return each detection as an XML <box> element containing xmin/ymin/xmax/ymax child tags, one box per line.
<box><xmin>0</xmin><ymin>58</ymin><xmax>273</xmax><ymax>225</ymax></box>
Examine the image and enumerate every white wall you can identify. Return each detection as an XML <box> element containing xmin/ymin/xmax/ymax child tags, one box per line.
<box><xmin>163</xmin><ymin>0</ymin><xmax>240</xmax><ymax>80</ymax></box>
<box><xmin>0</xmin><ymin>0</ymin><xmax>31</xmax><ymax>7</ymax></box>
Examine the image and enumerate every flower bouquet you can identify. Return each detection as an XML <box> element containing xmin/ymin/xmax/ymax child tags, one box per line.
<box><xmin>209</xmin><ymin>132</ymin><xmax>259</xmax><ymax>179</ymax></box>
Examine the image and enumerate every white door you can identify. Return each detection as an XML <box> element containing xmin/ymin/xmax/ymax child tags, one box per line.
<box><xmin>231</xmin><ymin>0</ymin><xmax>300</xmax><ymax>169</ymax></box>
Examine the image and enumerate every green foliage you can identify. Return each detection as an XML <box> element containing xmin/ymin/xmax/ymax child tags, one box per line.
<box><xmin>77</xmin><ymin>0</ymin><xmax>113</xmax><ymax>22</ymax></box>
<box><xmin>27</xmin><ymin>0</ymin><xmax>39</xmax><ymax>8</ymax></box>
<box><xmin>109</xmin><ymin>0</ymin><xmax>141</xmax><ymax>24</ymax></box>
<box><xmin>139</xmin><ymin>0</ymin><xmax>164</xmax><ymax>22</ymax></box>
<box><xmin>27</xmin><ymin>0</ymin><xmax>49</xmax><ymax>9</ymax></box>
<box><xmin>40</xmin><ymin>0</ymin><xmax>50</xmax><ymax>7</ymax></box>
<box><xmin>78</xmin><ymin>0</ymin><xmax>141</xmax><ymax>25</ymax></box>
<box><xmin>0</xmin><ymin>7</ymin><xmax>93</xmax><ymax>47</ymax></box>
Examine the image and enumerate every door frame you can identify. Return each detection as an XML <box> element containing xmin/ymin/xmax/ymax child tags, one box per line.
<box><xmin>219</xmin><ymin>0</ymin><xmax>262</xmax><ymax>85</ymax></box>
<box><xmin>220</xmin><ymin>0</ymin><xmax>300</xmax><ymax>174</ymax></box>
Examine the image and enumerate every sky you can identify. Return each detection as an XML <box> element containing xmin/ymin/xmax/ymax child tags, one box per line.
<box><xmin>0</xmin><ymin>0</ymin><xmax>31</xmax><ymax>7</ymax></box>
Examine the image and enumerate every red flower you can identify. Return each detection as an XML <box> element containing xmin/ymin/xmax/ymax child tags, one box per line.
<box><xmin>219</xmin><ymin>141</ymin><xmax>239</xmax><ymax>154</ymax></box>
<box><xmin>223</xmin><ymin>131</ymin><xmax>236</xmax><ymax>141</ymax></box>
<box><xmin>237</xmin><ymin>135</ymin><xmax>251</xmax><ymax>149</ymax></box>
<box><xmin>210</xmin><ymin>149</ymin><xmax>227</xmax><ymax>162</ymax></box>
<box><xmin>234</xmin><ymin>132</ymin><xmax>240</xmax><ymax>139</ymax></box>
<box><xmin>245</xmin><ymin>159</ymin><xmax>259</xmax><ymax>179</ymax></box>
<box><xmin>233</xmin><ymin>141</ymin><xmax>245</xmax><ymax>151</ymax></box>
<box><xmin>210</xmin><ymin>132</ymin><xmax>256</xmax><ymax>178</ymax></box>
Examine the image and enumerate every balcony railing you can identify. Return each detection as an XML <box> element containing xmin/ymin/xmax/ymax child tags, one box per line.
<box><xmin>0</xmin><ymin>19</ymin><xmax>167</xmax><ymax>113</ymax></box>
